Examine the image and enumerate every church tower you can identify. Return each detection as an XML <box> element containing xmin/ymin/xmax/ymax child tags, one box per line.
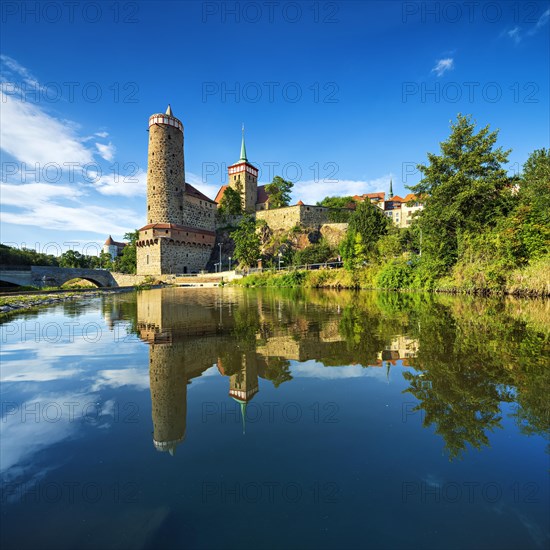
<box><xmin>136</xmin><ymin>105</ymin><xmax>216</xmax><ymax>275</ymax></box>
<box><xmin>227</xmin><ymin>126</ymin><xmax>258</xmax><ymax>213</ymax></box>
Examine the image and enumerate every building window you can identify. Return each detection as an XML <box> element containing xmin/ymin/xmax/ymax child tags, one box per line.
<box><xmin>146</xmin><ymin>255</ymin><xmax>149</xmax><ymax>264</ymax></box>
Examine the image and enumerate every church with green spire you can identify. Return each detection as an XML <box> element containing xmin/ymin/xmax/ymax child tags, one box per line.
<box><xmin>215</xmin><ymin>126</ymin><xmax>271</xmax><ymax>213</ymax></box>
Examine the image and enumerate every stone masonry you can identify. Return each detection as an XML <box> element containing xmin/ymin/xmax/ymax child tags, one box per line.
<box><xmin>136</xmin><ymin>106</ymin><xmax>216</xmax><ymax>275</ymax></box>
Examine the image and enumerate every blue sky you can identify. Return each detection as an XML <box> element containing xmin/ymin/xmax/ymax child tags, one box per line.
<box><xmin>1</xmin><ymin>1</ymin><xmax>549</xmax><ymax>254</ymax></box>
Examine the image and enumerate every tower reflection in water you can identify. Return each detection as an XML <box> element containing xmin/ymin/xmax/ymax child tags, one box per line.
<box><xmin>134</xmin><ymin>288</ymin><xmax>417</xmax><ymax>455</ymax></box>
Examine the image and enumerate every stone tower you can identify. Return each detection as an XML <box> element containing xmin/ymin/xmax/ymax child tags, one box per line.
<box><xmin>136</xmin><ymin>105</ymin><xmax>216</xmax><ymax>275</ymax></box>
<box><xmin>146</xmin><ymin>104</ymin><xmax>185</xmax><ymax>225</ymax></box>
<box><xmin>227</xmin><ymin>126</ymin><xmax>258</xmax><ymax>213</ymax></box>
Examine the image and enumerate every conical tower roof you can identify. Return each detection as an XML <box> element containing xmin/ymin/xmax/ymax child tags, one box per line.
<box><xmin>166</xmin><ymin>104</ymin><xmax>173</xmax><ymax>116</ymax></box>
<box><xmin>239</xmin><ymin>124</ymin><xmax>248</xmax><ymax>162</ymax></box>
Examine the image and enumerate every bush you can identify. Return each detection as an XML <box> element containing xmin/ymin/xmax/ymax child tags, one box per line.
<box><xmin>376</xmin><ymin>260</ymin><xmax>413</xmax><ymax>289</ymax></box>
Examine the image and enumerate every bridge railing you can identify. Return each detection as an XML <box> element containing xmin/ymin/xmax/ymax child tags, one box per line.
<box><xmin>235</xmin><ymin>262</ymin><xmax>344</xmax><ymax>275</ymax></box>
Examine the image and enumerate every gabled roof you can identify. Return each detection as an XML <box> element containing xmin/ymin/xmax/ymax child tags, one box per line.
<box><xmin>138</xmin><ymin>223</ymin><xmax>215</xmax><ymax>236</ymax></box>
<box><xmin>257</xmin><ymin>185</ymin><xmax>270</xmax><ymax>204</ymax></box>
<box><xmin>296</xmin><ymin>200</ymin><xmax>304</xmax><ymax>205</ymax></box>
<box><xmin>214</xmin><ymin>185</ymin><xmax>228</xmax><ymax>204</ymax></box>
<box><xmin>185</xmin><ymin>183</ymin><xmax>216</xmax><ymax>203</ymax></box>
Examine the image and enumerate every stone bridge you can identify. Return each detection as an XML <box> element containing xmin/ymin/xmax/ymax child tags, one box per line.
<box><xmin>0</xmin><ymin>266</ymin><xmax>118</xmax><ymax>288</ymax></box>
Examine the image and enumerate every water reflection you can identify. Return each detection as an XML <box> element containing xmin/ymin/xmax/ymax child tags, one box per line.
<box><xmin>101</xmin><ymin>287</ymin><xmax>550</xmax><ymax>460</ymax></box>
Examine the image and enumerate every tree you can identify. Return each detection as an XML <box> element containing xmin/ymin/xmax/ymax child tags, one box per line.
<box><xmin>292</xmin><ymin>239</ymin><xmax>334</xmax><ymax>265</ymax></box>
<box><xmin>409</xmin><ymin>114</ymin><xmax>513</xmax><ymax>271</ymax></box>
<box><xmin>265</xmin><ymin>176</ymin><xmax>293</xmax><ymax>208</ymax></box>
<box><xmin>317</xmin><ymin>195</ymin><xmax>354</xmax><ymax>221</ymax></box>
<box><xmin>231</xmin><ymin>217</ymin><xmax>261</xmax><ymax>269</ymax></box>
<box><xmin>317</xmin><ymin>196</ymin><xmax>354</xmax><ymax>208</ymax></box>
<box><xmin>59</xmin><ymin>249</ymin><xmax>85</xmax><ymax>268</ymax></box>
<box><xmin>340</xmin><ymin>200</ymin><xmax>389</xmax><ymax>269</ymax></box>
<box><xmin>115</xmin><ymin>230</ymin><xmax>139</xmax><ymax>274</ymax></box>
<box><xmin>218</xmin><ymin>186</ymin><xmax>243</xmax><ymax>219</ymax></box>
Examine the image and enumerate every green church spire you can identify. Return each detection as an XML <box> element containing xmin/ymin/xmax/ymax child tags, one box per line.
<box><xmin>389</xmin><ymin>178</ymin><xmax>394</xmax><ymax>199</ymax></box>
<box><xmin>239</xmin><ymin>124</ymin><xmax>248</xmax><ymax>162</ymax></box>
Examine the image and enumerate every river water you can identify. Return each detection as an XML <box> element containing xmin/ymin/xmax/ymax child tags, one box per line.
<box><xmin>1</xmin><ymin>287</ymin><xmax>548</xmax><ymax>549</ymax></box>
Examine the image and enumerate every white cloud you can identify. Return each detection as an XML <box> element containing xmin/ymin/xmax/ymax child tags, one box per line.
<box><xmin>95</xmin><ymin>141</ymin><xmax>116</xmax><ymax>162</ymax></box>
<box><xmin>290</xmin><ymin>175</ymin><xmax>391</xmax><ymax>204</ymax></box>
<box><xmin>507</xmin><ymin>26</ymin><xmax>522</xmax><ymax>44</ymax></box>
<box><xmin>505</xmin><ymin>9</ymin><xmax>549</xmax><ymax>42</ymax></box>
<box><xmin>95</xmin><ymin>131</ymin><xmax>109</xmax><ymax>138</ymax></box>
<box><xmin>431</xmin><ymin>58</ymin><xmax>454</xmax><ymax>77</ymax></box>
<box><xmin>0</xmin><ymin>91</ymin><xmax>94</xmax><ymax>167</ymax></box>
<box><xmin>93</xmin><ymin>168</ymin><xmax>147</xmax><ymax>197</ymax></box>
<box><xmin>291</xmin><ymin>361</ymin><xmax>391</xmax><ymax>380</ymax></box>
<box><xmin>0</xmin><ymin>182</ymin><xmax>81</xmax><ymax>205</ymax></box>
<box><xmin>91</xmin><ymin>368</ymin><xmax>150</xmax><ymax>391</ymax></box>
<box><xmin>1</xmin><ymin>182</ymin><xmax>138</xmax><ymax>234</ymax></box>
<box><xmin>0</xmin><ymin>54</ymin><xmax>39</xmax><ymax>87</ymax></box>
<box><xmin>527</xmin><ymin>8</ymin><xmax>550</xmax><ymax>35</ymax></box>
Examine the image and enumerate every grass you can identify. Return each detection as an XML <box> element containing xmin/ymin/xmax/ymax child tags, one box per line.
<box><xmin>233</xmin><ymin>255</ymin><xmax>550</xmax><ymax>297</ymax></box>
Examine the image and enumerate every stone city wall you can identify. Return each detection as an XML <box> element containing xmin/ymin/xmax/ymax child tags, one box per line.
<box><xmin>256</xmin><ymin>205</ymin><xmax>337</xmax><ymax>231</ymax></box>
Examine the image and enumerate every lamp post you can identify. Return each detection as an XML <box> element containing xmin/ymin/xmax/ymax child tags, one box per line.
<box><xmin>278</xmin><ymin>252</ymin><xmax>283</xmax><ymax>271</ymax></box>
<box><xmin>228</xmin><ymin>256</ymin><xmax>232</xmax><ymax>271</ymax></box>
<box><xmin>218</xmin><ymin>242</ymin><xmax>222</xmax><ymax>272</ymax></box>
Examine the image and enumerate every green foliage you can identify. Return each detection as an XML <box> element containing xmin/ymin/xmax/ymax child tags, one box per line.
<box><xmin>341</xmin><ymin>201</ymin><xmax>388</xmax><ymax>269</ymax></box>
<box><xmin>59</xmin><ymin>250</ymin><xmax>87</xmax><ymax>268</ymax></box>
<box><xmin>317</xmin><ymin>195</ymin><xmax>354</xmax><ymax>208</ymax></box>
<box><xmin>376</xmin><ymin>259</ymin><xmax>413</xmax><ymax>289</ymax></box>
<box><xmin>292</xmin><ymin>239</ymin><xmax>333</xmax><ymax>265</ymax></box>
<box><xmin>0</xmin><ymin>244</ymin><xmax>59</xmax><ymax>266</ymax></box>
<box><xmin>231</xmin><ymin>217</ymin><xmax>261</xmax><ymax>269</ymax></box>
<box><xmin>317</xmin><ymin>196</ymin><xmax>355</xmax><ymax>221</ymax></box>
<box><xmin>114</xmin><ymin>230</ymin><xmax>138</xmax><ymax>274</ymax></box>
<box><xmin>265</xmin><ymin>175</ymin><xmax>293</xmax><ymax>208</ymax></box>
<box><xmin>218</xmin><ymin>186</ymin><xmax>243</xmax><ymax>219</ymax></box>
<box><xmin>409</xmin><ymin>114</ymin><xmax>514</xmax><ymax>270</ymax></box>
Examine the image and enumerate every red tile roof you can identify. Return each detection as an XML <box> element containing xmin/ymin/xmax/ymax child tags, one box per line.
<box><xmin>138</xmin><ymin>223</ymin><xmax>215</xmax><ymax>236</ymax></box>
<box><xmin>296</xmin><ymin>200</ymin><xmax>304</xmax><ymax>205</ymax></box>
<box><xmin>214</xmin><ymin>185</ymin><xmax>228</xmax><ymax>204</ymax></box>
<box><xmin>104</xmin><ymin>235</ymin><xmax>126</xmax><ymax>247</ymax></box>
<box><xmin>257</xmin><ymin>184</ymin><xmax>270</xmax><ymax>204</ymax></box>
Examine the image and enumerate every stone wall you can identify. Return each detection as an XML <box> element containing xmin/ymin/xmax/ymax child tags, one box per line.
<box><xmin>182</xmin><ymin>193</ymin><xmax>216</xmax><ymax>231</ymax></box>
<box><xmin>320</xmin><ymin>223</ymin><xmax>349</xmax><ymax>247</ymax></box>
<box><xmin>137</xmin><ymin>239</ymin><xmax>213</xmax><ymax>275</ymax></box>
<box><xmin>255</xmin><ymin>204</ymin><xmax>333</xmax><ymax>231</ymax></box>
<box><xmin>146</xmin><ymin>122</ymin><xmax>185</xmax><ymax>225</ymax></box>
<box><xmin>255</xmin><ymin>205</ymin><xmax>302</xmax><ymax>231</ymax></box>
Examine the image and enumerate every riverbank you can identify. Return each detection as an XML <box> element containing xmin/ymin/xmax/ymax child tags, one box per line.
<box><xmin>0</xmin><ymin>287</ymin><xmax>142</xmax><ymax>317</ymax></box>
<box><xmin>232</xmin><ymin>256</ymin><xmax>550</xmax><ymax>297</ymax></box>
